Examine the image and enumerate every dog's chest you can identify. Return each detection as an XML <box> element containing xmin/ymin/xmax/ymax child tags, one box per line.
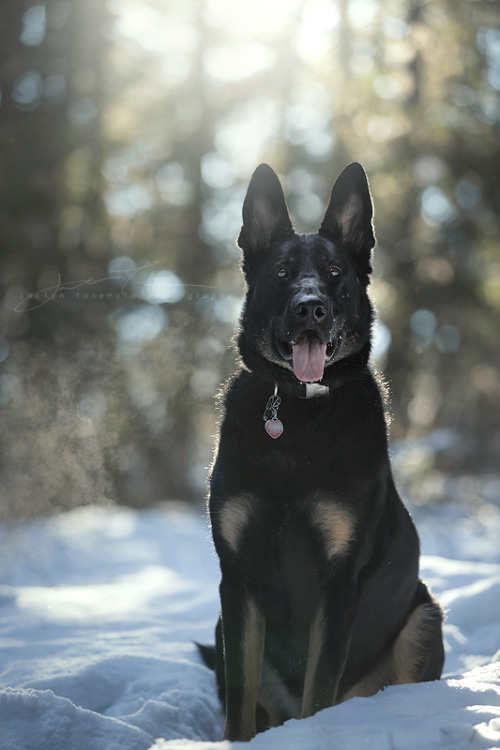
<box><xmin>221</xmin><ymin>379</ymin><xmax>387</xmax><ymax>498</ymax></box>
<box><xmin>218</xmin><ymin>491</ymin><xmax>355</xmax><ymax>594</ymax></box>
<box><xmin>274</xmin><ymin>510</ymin><xmax>321</xmax><ymax>626</ymax></box>
<box><xmin>257</xmin><ymin>500</ymin><xmax>353</xmax><ymax>631</ymax></box>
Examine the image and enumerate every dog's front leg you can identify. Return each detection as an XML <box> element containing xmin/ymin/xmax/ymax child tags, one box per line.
<box><xmin>300</xmin><ymin>581</ymin><xmax>358</xmax><ymax>718</ymax></box>
<box><xmin>219</xmin><ymin>577</ymin><xmax>265</xmax><ymax>741</ymax></box>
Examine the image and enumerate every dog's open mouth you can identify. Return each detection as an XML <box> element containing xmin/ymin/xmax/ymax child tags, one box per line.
<box><xmin>276</xmin><ymin>333</ymin><xmax>336</xmax><ymax>383</ymax></box>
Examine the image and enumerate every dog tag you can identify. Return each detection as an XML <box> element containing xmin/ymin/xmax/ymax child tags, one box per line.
<box><xmin>264</xmin><ymin>418</ymin><xmax>284</xmax><ymax>439</ymax></box>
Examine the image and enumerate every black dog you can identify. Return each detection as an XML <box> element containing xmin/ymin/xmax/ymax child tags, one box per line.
<box><xmin>202</xmin><ymin>163</ymin><xmax>444</xmax><ymax>742</ymax></box>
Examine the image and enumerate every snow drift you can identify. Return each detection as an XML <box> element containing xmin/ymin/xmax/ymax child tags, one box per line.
<box><xmin>1</xmin><ymin>501</ymin><xmax>499</xmax><ymax>750</ymax></box>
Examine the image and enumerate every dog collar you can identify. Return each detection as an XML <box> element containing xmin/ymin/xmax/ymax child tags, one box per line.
<box><xmin>273</xmin><ymin>380</ymin><xmax>330</xmax><ymax>400</ymax></box>
<box><xmin>295</xmin><ymin>382</ymin><xmax>330</xmax><ymax>399</ymax></box>
<box><xmin>263</xmin><ymin>380</ymin><xmax>330</xmax><ymax>439</ymax></box>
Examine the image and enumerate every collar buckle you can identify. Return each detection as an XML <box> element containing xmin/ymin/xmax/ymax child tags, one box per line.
<box><xmin>303</xmin><ymin>382</ymin><xmax>330</xmax><ymax>399</ymax></box>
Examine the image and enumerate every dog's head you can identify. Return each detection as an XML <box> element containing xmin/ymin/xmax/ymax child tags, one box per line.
<box><xmin>237</xmin><ymin>163</ymin><xmax>376</xmax><ymax>384</ymax></box>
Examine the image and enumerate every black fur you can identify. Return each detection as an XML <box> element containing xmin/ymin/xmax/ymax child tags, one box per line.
<box><xmin>202</xmin><ymin>163</ymin><xmax>444</xmax><ymax>741</ymax></box>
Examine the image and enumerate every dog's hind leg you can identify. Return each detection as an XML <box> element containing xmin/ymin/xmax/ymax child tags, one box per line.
<box><xmin>219</xmin><ymin>579</ymin><xmax>266</xmax><ymax>741</ymax></box>
<box><xmin>342</xmin><ymin>582</ymin><xmax>444</xmax><ymax>702</ymax></box>
<box><xmin>391</xmin><ymin>582</ymin><xmax>445</xmax><ymax>684</ymax></box>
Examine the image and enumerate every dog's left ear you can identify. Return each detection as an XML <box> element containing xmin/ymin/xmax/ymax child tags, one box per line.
<box><xmin>319</xmin><ymin>163</ymin><xmax>375</xmax><ymax>257</ymax></box>
<box><xmin>238</xmin><ymin>164</ymin><xmax>294</xmax><ymax>260</ymax></box>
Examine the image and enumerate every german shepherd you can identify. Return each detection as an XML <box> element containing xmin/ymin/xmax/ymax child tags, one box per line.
<box><xmin>201</xmin><ymin>163</ymin><xmax>444</xmax><ymax>741</ymax></box>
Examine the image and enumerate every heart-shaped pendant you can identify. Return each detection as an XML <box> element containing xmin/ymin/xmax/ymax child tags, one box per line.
<box><xmin>264</xmin><ymin>418</ymin><xmax>284</xmax><ymax>439</ymax></box>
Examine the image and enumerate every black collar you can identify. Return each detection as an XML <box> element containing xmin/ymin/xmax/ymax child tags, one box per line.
<box><xmin>258</xmin><ymin>375</ymin><xmax>333</xmax><ymax>400</ymax></box>
<box><xmin>256</xmin><ymin>362</ymin><xmax>356</xmax><ymax>401</ymax></box>
<box><xmin>278</xmin><ymin>381</ymin><xmax>330</xmax><ymax>399</ymax></box>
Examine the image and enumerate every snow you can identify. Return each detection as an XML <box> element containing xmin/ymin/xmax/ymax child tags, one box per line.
<box><xmin>1</xmin><ymin>500</ymin><xmax>500</xmax><ymax>750</ymax></box>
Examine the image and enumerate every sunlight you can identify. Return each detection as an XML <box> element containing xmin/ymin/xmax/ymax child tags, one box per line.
<box><xmin>138</xmin><ymin>270</ymin><xmax>185</xmax><ymax>304</ymax></box>
<box><xmin>16</xmin><ymin>566</ymin><xmax>190</xmax><ymax>622</ymax></box>
<box><xmin>203</xmin><ymin>42</ymin><xmax>275</xmax><ymax>83</ymax></box>
<box><xmin>110</xmin><ymin>0</ymin><xmax>341</xmax><ymax>85</ymax></box>
<box><xmin>205</xmin><ymin>0</ymin><xmax>301</xmax><ymax>38</ymax></box>
<box><xmin>296</xmin><ymin>0</ymin><xmax>340</xmax><ymax>63</ymax></box>
<box><xmin>109</xmin><ymin>0</ymin><xmax>197</xmax><ymax>57</ymax></box>
<box><xmin>20</xmin><ymin>5</ymin><xmax>47</xmax><ymax>47</ymax></box>
<box><xmin>348</xmin><ymin>0</ymin><xmax>379</xmax><ymax>29</ymax></box>
<box><xmin>110</xmin><ymin>305</ymin><xmax>167</xmax><ymax>344</ymax></box>
<box><xmin>215</xmin><ymin>99</ymin><xmax>280</xmax><ymax>172</ymax></box>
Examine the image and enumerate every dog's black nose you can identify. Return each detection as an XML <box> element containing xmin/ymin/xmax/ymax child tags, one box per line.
<box><xmin>294</xmin><ymin>298</ymin><xmax>327</xmax><ymax>322</ymax></box>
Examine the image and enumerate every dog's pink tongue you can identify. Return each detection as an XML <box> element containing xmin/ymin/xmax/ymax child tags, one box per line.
<box><xmin>292</xmin><ymin>336</ymin><xmax>327</xmax><ymax>383</ymax></box>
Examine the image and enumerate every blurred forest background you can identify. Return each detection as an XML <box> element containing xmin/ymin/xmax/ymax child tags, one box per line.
<box><xmin>0</xmin><ymin>0</ymin><xmax>499</xmax><ymax>521</ymax></box>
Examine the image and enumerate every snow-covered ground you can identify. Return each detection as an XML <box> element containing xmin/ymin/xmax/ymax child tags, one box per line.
<box><xmin>1</xmin><ymin>499</ymin><xmax>500</xmax><ymax>750</ymax></box>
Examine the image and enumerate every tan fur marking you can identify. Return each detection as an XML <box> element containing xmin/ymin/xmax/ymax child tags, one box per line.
<box><xmin>219</xmin><ymin>494</ymin><xmax>253</xmax><ymax>552</ymax></box>
<box><xmin>342</xmin><ymin>601</ymin><xmax>442</xmax><ymax>702</ymax></box>
<box><xmin>391</xmin><ymin>602</ymin><xmax>438</xmax><ymax>684</ymax></box>
<box><xmin>299</xmin><ymin>605</ymin><xmax>325</xmax><ymax>718</ymax></box>
<box><xmin>341</xmin><ymin>656</ymin><xmax>392</xmax><ymax>702</ymax></box>
<box><xmin>237</xmin><ymin>599</ymin><xmax>265</xmax><ymax>740</ymax></box>
<box><xmin>310</xmin><ymin>494</ymin><xmax>355</xmax><ymax>558</ymax></box>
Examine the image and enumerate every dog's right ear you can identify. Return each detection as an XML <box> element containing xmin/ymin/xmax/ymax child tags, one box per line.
<box><xmin>238</xmin><ymin>164</ymin><xmax>293</xmax><ymax>265</ymax></box>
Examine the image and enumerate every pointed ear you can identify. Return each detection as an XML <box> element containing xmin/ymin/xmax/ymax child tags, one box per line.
<box><xmin>237</xmin><ymin>164</ymin><xmax>293</xmax><ymax>257</ymax></box>
<box><xmin>319</xmin><ymin>163</ymin><xmax>375</xmax><ymax>255</ymax></box>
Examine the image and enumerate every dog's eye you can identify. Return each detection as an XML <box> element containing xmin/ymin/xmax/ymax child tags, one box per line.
<box><xmin>275</xmin><ymin>267</ymin><xmax>288</xmax><ymax>279</ymax></box>
<box><xmin>329</xmin><ymin>265</ymin><xmax>341</xmax><ymax>277</ymax></box>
